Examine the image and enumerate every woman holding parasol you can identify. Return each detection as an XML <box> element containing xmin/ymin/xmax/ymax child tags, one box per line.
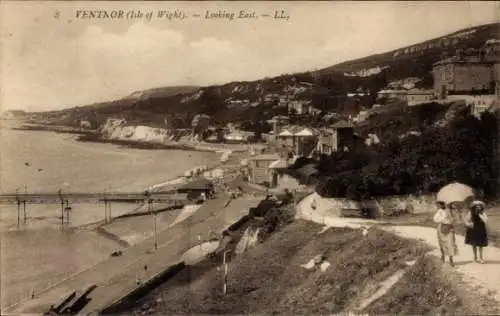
<box><xmin>433</xmin><ymin>201</ymin><xmax>461</xmax><ymax>266</ymax></box>
<box><xmin>433</xmin><ymin>182</ymin><xmax>474</xmax><ymax>267</ymax></box>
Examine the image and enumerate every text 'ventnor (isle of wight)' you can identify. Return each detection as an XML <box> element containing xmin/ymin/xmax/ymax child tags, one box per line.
<box><xmin>73</xmin><ymin>9</ymin><xmax>291</xmax><ymax>21</ymax></box>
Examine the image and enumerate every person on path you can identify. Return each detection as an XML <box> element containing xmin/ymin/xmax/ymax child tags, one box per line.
<box><xmin>433</xmin><ymin>201</ymin><xmax>460</xmax><ymax>267</ymax></box>
<box><xmin>464</xmin><ymin>200</ymin><xmax>489</xmax><ymax>263</ymax></box>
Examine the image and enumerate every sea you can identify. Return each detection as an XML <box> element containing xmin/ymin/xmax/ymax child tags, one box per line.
<box><xmin>0</xmin><ymin>121</ymin><xmax>217</xmax><ymax>310</ymax></box>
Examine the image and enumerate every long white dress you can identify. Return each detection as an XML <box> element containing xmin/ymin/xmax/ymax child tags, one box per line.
<box><xmin>433</xmin><ymin>208</ymin><xmax>458</xmax><ymax>256</ymax></box>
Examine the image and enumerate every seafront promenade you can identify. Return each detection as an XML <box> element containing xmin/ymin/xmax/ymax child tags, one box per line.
<box><xmin>5</xmin><ymin>190</ymin><xmax>263</xmax><ymax>315</ymax></box>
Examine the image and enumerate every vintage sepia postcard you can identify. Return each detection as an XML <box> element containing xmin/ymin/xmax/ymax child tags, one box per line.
<box><xmin>1</xmin><ymin>1</ymin><xmax>499</xmax><ymax>315</ymax></box>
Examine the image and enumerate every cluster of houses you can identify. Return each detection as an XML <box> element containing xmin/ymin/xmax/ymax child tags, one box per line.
<box><xmin>181</xmin><ymin>40</ymin><xmax>500</xmax><ymax>191</ymax></box>
<box><xmin>376</xmin><ymin>42</ymin><xmax>500</xmax><ymax>117</ymax></box>
<box><xmin>240</xmin><ymin>41</ymin><xmax>500</xmax><ymax>190</ymax></box>
<box><xmin>240</xmin><ymin>116</ymin><xmax>361</xmax><ymax>189</ymax></box>
<box><xmin>377</xmin><ymin>88</ymin><xmax>435</xmax><ymax>107</ymax></box>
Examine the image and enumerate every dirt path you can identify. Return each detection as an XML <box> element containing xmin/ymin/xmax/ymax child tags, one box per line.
<box><xmin>296</xmin><ymin>193</ymin><xmax>500</xmax><ymax>309</ymax></box>
<box><xmin>384</xmin><ymin>225</ymin><xmax>500</xmax><ymax>306</ymax></box>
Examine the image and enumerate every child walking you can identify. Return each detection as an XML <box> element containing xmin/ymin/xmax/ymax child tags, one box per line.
<box><xmin>464</xmin><ymin>200</ymin><xmax>489</xmax><ymax>263</ymax></box>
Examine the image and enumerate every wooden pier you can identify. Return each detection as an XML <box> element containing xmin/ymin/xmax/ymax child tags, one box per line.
<box><xmin>0</xmin><ymin>191</ymin><xmax>189</xmax><ymax>226</ymax></box>
<box><xmin>0</xmin><ymin>192</ymin><xmax>188</xmax><ymax>204</ymax></box>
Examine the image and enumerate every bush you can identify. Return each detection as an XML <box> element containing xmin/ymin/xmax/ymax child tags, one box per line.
<box><xmin>316</xmin><ymin>111</ymin><xmax>499</xmax><ymax>199</ymax></box>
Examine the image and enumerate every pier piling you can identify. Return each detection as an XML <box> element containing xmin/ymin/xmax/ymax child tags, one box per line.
<box><xmin>65</xmin><ymin>200</ymin><xmax>70</xmax><ymax>225</ymax></box>
<box><xmin>23</xmin><ymin>185</ymin><xmax>28</xmax><ymax>223</ymax></box>
<box><xmin>61</xmin><ymin>202</ymin><xmax>64</xmax><ymax>226</ymax></box>
<box><xmin>17</xmin><ymin>200</ymin><xmax>21</xmax><ymax>227</ymax></box>
<box><xmin>23</xmin><ymin>201</ymin><xmax>27</xmax><ymax>223</ymax></box>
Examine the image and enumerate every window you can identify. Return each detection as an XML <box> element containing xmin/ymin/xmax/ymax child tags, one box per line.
<box><xmin>256</xmin><ymin>161</ymin><xmax>268</xmax><ymax>168</ymax></box>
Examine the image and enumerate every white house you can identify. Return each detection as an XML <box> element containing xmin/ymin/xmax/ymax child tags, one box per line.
<box><xmin>288</xmin><ymin>100</ymin><xmax>313</xmax><ymax>115</ymax></box>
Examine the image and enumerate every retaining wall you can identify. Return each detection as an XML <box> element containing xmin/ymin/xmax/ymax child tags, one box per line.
<box><xmin>101</xmin><ymin>262</ymin><xmax>186</xmax><ymax>315</ymax></box>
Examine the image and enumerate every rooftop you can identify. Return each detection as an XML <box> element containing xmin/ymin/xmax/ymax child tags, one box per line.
<box><xmin>268</xmin><ymin>159</ymin><xmax>289</xmax><ymax>169</ymax></box>
<box><xmin>378</xmin><ymin>89</ymin><xmax>409</xmax><ymax>94</ymax></box>
<box><xmin>178</xmin><ymin>177</ymin><xmax>213</xmax><ymax>191</ymax></box>
<box><xmin>433</xmin><ymin>54</ymin><xmax>500</xmax><ymax>66</ymax></box>
<box><xmin>277</xmin><ymin>126</ymin><xmax>320</xmax><ymax>137</ymax></box>
<box><xmin>331</xmin><ymin>120</ymin><xmax>354</xmax><ymax>129</ymax></box>
<box><xmin>250</xmin><ymin>153</ymin><xmax>281</xmax><ymax>161</ymax></box>
<box><xmin>406</xmin><ymin>89</ymin><xmax>434</xmax><ymax>95</ymax></box>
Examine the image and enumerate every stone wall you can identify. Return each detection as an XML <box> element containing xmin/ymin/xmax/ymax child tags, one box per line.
<box><xmin>454</xmin><ymin>64</ymin><xmax>492</xmax><ymax>91</ymax></box>
<box><xmin>377</xmin><ymin>194</ymin><xmax>436</xmax><ymax>215</ymax></box>
<box><xmin>309</xmin><ymin>192</ymin><xmax>437</xmax><ymax>217</ymax></box>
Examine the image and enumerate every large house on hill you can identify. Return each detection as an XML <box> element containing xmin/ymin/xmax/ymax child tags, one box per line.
<box><xmin>432</xmin><ymin>48</ymin><xmax>500</xmax><ymax>99</ymax></box>
<box><xmin>432</xmin><ymin>46</ymin><xmax>500</xmax><ymax>117</ymax></box>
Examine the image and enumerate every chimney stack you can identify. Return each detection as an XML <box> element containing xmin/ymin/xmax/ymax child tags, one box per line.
<box><xmin>273</xmin><ymin>119</ymin><xmax>282</xmax><ymax>137</ymax></box>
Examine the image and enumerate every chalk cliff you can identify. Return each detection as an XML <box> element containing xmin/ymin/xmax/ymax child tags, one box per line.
<box><xmin>100</xmin><ymin>118</ymin><xmax>196</xmax><ymax>144</ymax></box>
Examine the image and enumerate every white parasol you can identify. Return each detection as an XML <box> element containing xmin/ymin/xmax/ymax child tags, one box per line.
<box><xmin>436</xmin><ymin>182</ymin><xmax>474</xmax><ymax>205</ymax></box>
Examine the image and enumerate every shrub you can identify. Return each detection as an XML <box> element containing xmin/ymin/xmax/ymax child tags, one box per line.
<box><xmin>316</xmin><ymin>111</ymin><xmax>499</xmax><ymax>199</ymax></box>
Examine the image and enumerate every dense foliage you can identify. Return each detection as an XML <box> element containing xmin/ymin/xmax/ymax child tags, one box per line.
<box><xmin>316</xmin><ymin>111</ymin><xmax>499</xmax><ymax>199</ymax></box>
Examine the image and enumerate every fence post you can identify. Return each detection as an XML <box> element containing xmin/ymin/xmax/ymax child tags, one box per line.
<box><xmin>223</xmin><ymin>250</ymin><xmax>231</xmax><ymax>295</ymax></box>
<box><xmin>153</xmin><ymin>210</ymin><xmax>158</xmax><ymax>250</ymax></box>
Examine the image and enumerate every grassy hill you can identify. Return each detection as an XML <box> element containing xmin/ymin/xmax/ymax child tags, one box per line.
<box><xmin>320</xmin><ymin>23</ymin><xmax>500</xmax><ymax>86</ymax></box>
<box><xmin>128</xmin><ymin>220</ymin><xmax>498</xmax><ymax>315</ymax></box>
<box><xmin>24</xmin><ymin>23</ymin><xmax>499</xmax><ymax>132</ymax></box>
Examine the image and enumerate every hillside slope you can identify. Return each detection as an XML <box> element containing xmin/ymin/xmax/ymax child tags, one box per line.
<box><xmin>25</xmin><ymin>23</ymin><xmax>499</xmax><ymax>131</ymax></box>
<box><xmin>129</xmin><ymin>220</ymin><xmax>498</xmax><ymax>315</ymax></box>
<box><xmin>321</xmin><ymin>23</ymin><xmax>499</xmax><ymax>82</ymax></box>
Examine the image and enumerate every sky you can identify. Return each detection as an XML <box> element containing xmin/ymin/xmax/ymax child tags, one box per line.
<box><xmin>1</xmin><ymin>1</ymin><xmax>498</xmax><ymax>112</ymax></box>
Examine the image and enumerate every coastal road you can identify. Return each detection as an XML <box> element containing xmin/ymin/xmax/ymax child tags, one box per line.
<box><xmin>5</xmin><ymin>193</ymin><xmax>263</xmax><ymax>315</ymax></box>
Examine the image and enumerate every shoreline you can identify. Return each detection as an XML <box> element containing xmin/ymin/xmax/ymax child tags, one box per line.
<box><xmin>11</xmin><ymin>121</ymin><xmax>256</xmax><ymax>154</ymax></box>
<box><xmin>2</xmin><ymin>122</ymin><xmax>252</xmax><ymax>232</ymax></box>
<box><xmin>0</xmin><ymin>123</ymin><xmax>252</xmax><ymax>311</ymax></box>
<box><xmin>76</xmin><ymin>132</ymin><xmax>215</xmax><ymax>152</ymax></box>
<box><xmin>9</xmin><ymin>123</ymin><xmax>96</xmax><ymax>135</ymax></box>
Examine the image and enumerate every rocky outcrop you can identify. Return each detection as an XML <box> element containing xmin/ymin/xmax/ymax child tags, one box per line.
<box><xmin>100</xmin><ymin>118</ymin><xmax>197</xmax><ymax>144</ymax></box>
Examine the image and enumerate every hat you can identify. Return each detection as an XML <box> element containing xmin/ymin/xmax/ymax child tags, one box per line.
<box><xmin>469</xmin><ymin>200</ymin><xmax>486</xmax><ymax>209</ymax></box>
